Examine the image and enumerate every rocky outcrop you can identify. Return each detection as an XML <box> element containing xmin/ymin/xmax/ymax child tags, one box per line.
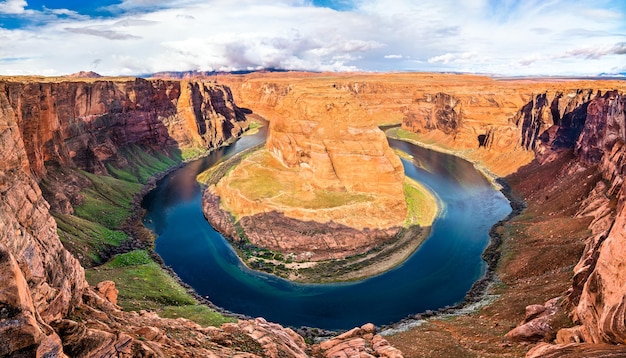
<box><xmin>505</xmin><ymin>298</ymin><xmax>562</xmax><ymax>342</ymax></box>
<box><xmin>503</xmin><ymin>91</ymin><xmax>626</xmax><ymax>356</ymax></box>
<box><xmin>575</xmin><ymin>90</ymin><xmax>626</xmax><ymax>165</ymax></box>
<box><xmin>402</xmin><ymin>92</ymin><xmax>462</xmax><ymax>135</ymax></box>
<box><xmin>209</xmin><ymin>85</ymin><xmax>408</xmax><ymax>261</ymax></box>
<box><xmin>204</xmin><ymin>189</ymin><xmax>403</xmax><ymax>261</ymax></box>
<box><xmin>265</xmin><ymin>88</ymin><xmax>405</xmax><ymax>198</ymax></box>
<box><xmin>2</xmin><ymin>78</ymin><xmax>248</xmax><ymax>177</ymax></box>
<box><xmin>315</xmin><ymin>323</ymin><xmax>403</xmax><ymax>358</ymax></box>
<box><xmin>0</xmin><ymin>84</ymin><xmax>86</xmax><ymax>356</ymax></box>
<box><xmin>512</xmin><ymin>89</ymin><xmax>594</xmax><ymax>162</ymax></box>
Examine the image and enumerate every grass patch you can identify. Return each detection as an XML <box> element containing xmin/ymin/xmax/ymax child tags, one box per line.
<box><xmin>404</xmin><ymin>177</ymin><xmax>438</xmax><ymax>226</ymax></box>
<box><xmin>55</xmin><ymin>213</ymin><xmax>128</xmax><ymax>265</ymax></box>
<box><xmin>159</xmin><ymin>305</ymin><xmax>234</xmax><ymax>326</ymax></box>
<box><xmin>243</xmin><ymin>120</ymin><xmax>263</xmax><ymax>136</ymax></box>
<box><xmin>106</xmin><ymin>145</ymin><xmax>182</xmax><ymax>184</ymax></box>
<box><xmin>230</xmin><ymin>166</ymin><xmax>292</xmax><ymax>200</ymax></box>
<box><xmin>85</xmin><ymin>250</ymin><xmax>235</xmax><ymax>327</ymax></box>
<box><xmin>276</xmin><ymin>190</ymin><xmax>372</xmax><ymax>209</ymax></box>
<box><xmin>108</xmin><ymin>249</ymin><xmax>152</xmax><ymax>267</ymax></box>
<box><xmin>181</xmin><ymin>147</ymin><xmax>206</xmax><ymax>161</ymax></box>
<box><xmin>74</xmin><ymin>171</ymin><xmax>142</xmax><ymax>229</ymax></box>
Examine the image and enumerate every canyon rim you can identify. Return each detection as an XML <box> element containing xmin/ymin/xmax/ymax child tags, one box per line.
<box><xmin>0</xmin><ymin>72</ymin><xmax>624</xmax><ymax>358</ymax></box>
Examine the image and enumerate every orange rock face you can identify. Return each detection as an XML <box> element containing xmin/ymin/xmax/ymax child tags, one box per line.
<box><xmin>2</xmin><ymin>78</ymin><xmax>249</xmax><ymax>177</ymax></box>
<box><xmin>211</xmin><ymin>85</ymin><xmax>408</xmax><ymax>260</ymax></box>
<box><xmin>220</xmin><ymin>72</ymin><xmax>626</xmax><ymax>177</ymax></box>
<box><xmin>266</xmin><ymin>88</ymin><xmax>405</xmax><ymax>198</ymax></box>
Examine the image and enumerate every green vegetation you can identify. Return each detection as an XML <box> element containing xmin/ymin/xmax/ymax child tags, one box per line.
<box><xmin>159</xmin><ymin>305</ymin><xmax>234</xmax><ymax>326</ymax></box>
<box><xmin>230</xmin><ymin>166</ymin><xmax>290</xmax><ymax>200</ymax></box>
<box><xmin>106</xmin><ymin>145</ymin><xmax>182</xmax><ymax>184</ymax></box>
<box><xmin>276</xmin><ymin>190</ymin><xmax>372</xmax><ymax>209</ymax></box>
<box><xmin>404</xmin><ymin>177</ymin><xmax>439</xmax><ymax>227</ymax></box>
<box><xmin>181</xmin><ymin>147</ymin><xmax>207</xmax><ymax>161</ymax></box>
<box><xmin>74</xmin><ymin>171</ymin><xmax>142</xmax><ymax>229</ymax></box>
<box><xmin>52</xmin><ymin>145</ymin><xmax>191</xmax><ymax>265</ymax></box>
<box><xmin>223</xmin><ymin>150</ymin><xmax>374</xmax><ymax>210</ymax></box>
<box><xmin>55</xmin><ymin>213</ymin><xmax>128</xmax><ymax>264</ymax></box>
<box><xmin>86</xmin><ymin>250</ymin><xmax>235</xmax><ymax>327</ymax></box>
<box><xmin>243</xmin><ymin>120</ymin><xmax>263</xmax><ymax>136</ymax></box>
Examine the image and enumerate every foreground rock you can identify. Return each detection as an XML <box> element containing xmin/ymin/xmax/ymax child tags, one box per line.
<box><xmin>316</xmin><ymin>323</ymin><xmax>403</xmax><ymax>358</ymax></box>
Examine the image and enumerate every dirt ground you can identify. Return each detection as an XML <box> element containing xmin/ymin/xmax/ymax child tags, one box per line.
<box><xmin>386</xmin><ymin>151</ymin><xmax>600</xmax><ymax>357</ymax></box>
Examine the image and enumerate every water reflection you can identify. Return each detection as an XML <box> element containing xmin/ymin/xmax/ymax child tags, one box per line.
<box><xmin>142</xmin><ymin>126</ymin><xmax>511</xmax><ymax>330</ymax></box>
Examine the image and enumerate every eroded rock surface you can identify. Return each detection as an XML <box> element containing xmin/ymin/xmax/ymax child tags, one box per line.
<box><xmin>210</xmin><ymin>86</ymin><xmax>408</xmax><ymax>260</ymax></box>
<box><xmin>0</xmin><ymin>76</ymin><xmax>407</xmax><ymax>357</ymax></box>
<box><xmin>2</xmin><ymin>78</ymin><xmax>248</xmax><ymax>178</ymax></box>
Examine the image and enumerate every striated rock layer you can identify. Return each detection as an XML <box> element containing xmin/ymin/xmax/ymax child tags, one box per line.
<box><xmin>210</xmin><ymin>86</ymin><xmax>408</xmax><ymax>261</ymax></box>
<box><xmin>500</xmin><ymin>91</ymin><xmax>626</xmax><ymax>357</ymax></box>
<box><xmin>2</xmin><ymin>78</ymin><xmax>248</xmax><ymax>178</ymax></box>
<box><xmin>220</xmin><ymin>72</ymin><xmax>625</xmax><ymax>177</ymax></box>
<box><xmin>0</xmin><ymin>91</ymin><xmax>85</xmax><ymax>356</ymax></box>
<box><xmin>0</xmin><ymin>76</ymin><xmax>407</xmax><ymax>357</ymax></box>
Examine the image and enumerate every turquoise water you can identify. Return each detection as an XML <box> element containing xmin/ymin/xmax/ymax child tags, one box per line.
<box><xmin>143</xmin><ymin>128</ymin><xmax>511</xmax><ymax>330</ymax></box>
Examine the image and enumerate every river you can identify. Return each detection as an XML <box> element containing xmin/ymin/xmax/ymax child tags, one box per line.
<box><xmin>141</xmin><ymin>125</ymin><xmax>511</xmax><ymax>330</ymax></box>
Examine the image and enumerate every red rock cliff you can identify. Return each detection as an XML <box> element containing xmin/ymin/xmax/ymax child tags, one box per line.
<box><xmin>2</xmin><ymin>78</ymin><xmax>248</xmax><ymax>177</ymax></box>
<box><xmin>0</xmin><ymin>88</ymin><xmax>86</xmax><ymax>356</ymax></box>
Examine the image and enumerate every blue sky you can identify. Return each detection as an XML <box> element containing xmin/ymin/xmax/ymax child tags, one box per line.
<box><xmin>0</xmin><ymin>0</ymin><xmax>625</xmax><ymax>76</ymax></box>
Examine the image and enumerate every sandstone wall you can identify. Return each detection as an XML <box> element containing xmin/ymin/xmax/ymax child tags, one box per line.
<box><xmin>2</xmin><ymin>79</ymin><xmax>248</xmax><ymax>177</ymax></box>
<box><xmin>503</xmin><ymin>91</ymin><xmax>626</xmax><ymax>356</ymax></box>
<box><xmin>561</xmin><ymin>92</ymin><xmax>626</xmax><ymax>345</ymax></box>
<box><xmin>0</xmin><ymin>88</ymin><xmax>85</xmax><ymax>356</ymax></box>
<box><xmin>266</xmin><ymin>88</ymin><xmax>405</xmax><ymax>197</ymax></box>
<box><xmin>221</xmin><ymin>73</ymin><xmax>625</xmax><ymax>177</ymax></box>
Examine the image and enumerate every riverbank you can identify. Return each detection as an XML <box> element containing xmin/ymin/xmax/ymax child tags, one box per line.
<box><xmin>377</xmin><ymin>134</ymin><xmax>526</xmax><ymax>334</ymax></box>
<box><xmin>387</xmin><ymin>127</ymin><xmax>512</xmax><ymax>190</ymax></box>
<box><xmin>79</xmin><ymin>134</ymin><xmax>255</xmax><ymax>327</ymax></box>
<box><xmin>383</xmin><ymin>143</ymin><xmax>592</xmax><ymax>357</ymax></box>
<box><xmin>197</xmin><ymin>144</ymin><xmax>439</xmax><ymax>283</ymax></box>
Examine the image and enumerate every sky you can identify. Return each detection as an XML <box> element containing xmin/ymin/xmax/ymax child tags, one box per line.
<box><xmin>0</xmin><ymin>0</ymin><xmax>625</xmax><ymax>76</ymax></box>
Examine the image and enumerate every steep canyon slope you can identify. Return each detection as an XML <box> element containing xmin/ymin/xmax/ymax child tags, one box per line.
<box><xmin>219</xmin><ymin>72</ymin><xmax>626</xmax><ymax>356</ymax></box>
<box><xmin>3</xmin><ymin>72</ymin><xmax>626</xmax><ymax>357</ymax></box>
<box><xmin>0</xmin><ymin>76</ymin><xmax>406</xmax><ymax>357</ymax></box>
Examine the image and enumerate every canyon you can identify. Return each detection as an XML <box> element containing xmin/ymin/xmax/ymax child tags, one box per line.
<box><xmin>204</xmin><ymin>85</ymin><xmax>419</xmax><ymax>264</ymax></box>
<box><xmin>1</xmin><ymin>72</ymin><xmax>626</xmax><ymax>357</ymax></box>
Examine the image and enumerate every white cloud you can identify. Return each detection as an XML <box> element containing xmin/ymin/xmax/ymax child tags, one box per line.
<box><xmin>0</xmin><ymin>0</ymin><xmax>27</xmax><ymax>14</ymax></box>
<box><xmin>0</xmin><ymin>0</ymin><xmax>625</xmax><ymax>76</ymax></box>
<box><xmin>428</xmin><ymin>52</ymin><xmax>482</xmax><ymax>65</ymax></box>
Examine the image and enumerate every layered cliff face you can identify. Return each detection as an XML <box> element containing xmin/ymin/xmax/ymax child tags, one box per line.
<box><xmin>498</xmin><ymin>91</ymin><xmax>626</xmax><ymax>356</ymax></box>
<box><xmin>265</xmin><ymin>88</ymin><xmax>405</xmax><ymax>198</ymax></box>
<box><xmin>210</xmin><ymin>86</ymin><xmax>408</xmax><ymax>261</ymax></box>
<box><xmin>221</xmin><ymin>73</ymin><xmax>625</xmax><ymax>177</ymax></box>
<box><xmin>0</xmin><ymin>87</ymin><xmax>86</xmax><ymax>356</ymax></box>
<box><xmin>555</xmin><ymin>92</ymin><xmax>626</xmax><ymax>347</ymax></box>
<box><xmin>2</xmin><ymin>79</ymin><xmax>248</xmax><ymax>178</ymax></box>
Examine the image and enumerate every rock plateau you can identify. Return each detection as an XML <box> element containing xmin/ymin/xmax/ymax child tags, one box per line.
<box><xmin>3</xmin><ymin>72</ymin><xmax>626</xmax><ymax>357</ymax></box>
<box><xmin>208</xmin><ymin>86</ymin><xmax>409</xmax><ymax>261</ymax></box>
